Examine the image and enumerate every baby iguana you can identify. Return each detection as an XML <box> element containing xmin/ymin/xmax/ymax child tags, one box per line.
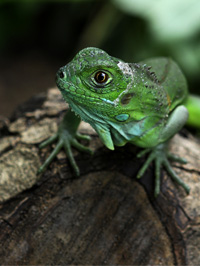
<box><xmin>38</xmin><ymin>47</ymin><xmax>200</xmax><ymax>197</ymax></box>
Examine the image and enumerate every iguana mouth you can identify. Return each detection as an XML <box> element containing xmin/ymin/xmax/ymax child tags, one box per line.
<box><xmin>56</xmin><ymin>79</ymin><xmax>105</xmax><ymax>105</ymax></box>
<box><xmin>56</xmin><ymin>77</ymin><xmax>118</xmax><ymax>107</ymax></box>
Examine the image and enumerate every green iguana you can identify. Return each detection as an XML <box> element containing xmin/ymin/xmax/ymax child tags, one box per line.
<box><xmin>38</xmin><ymin>47</ymin><xmax>200</xmax><ymax>197</ymax></box>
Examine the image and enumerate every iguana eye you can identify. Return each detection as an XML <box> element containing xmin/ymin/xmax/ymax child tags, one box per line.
<box><xmin>94</xmin><ymin>71</ymin><xmax>109</xmax><ymax>84</ymax></box>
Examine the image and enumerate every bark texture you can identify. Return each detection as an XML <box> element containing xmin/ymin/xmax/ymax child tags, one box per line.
<box><xmin>0</xmin><ymin>88</ymin><xmax>200</xmax><ymax>265</ymax></box>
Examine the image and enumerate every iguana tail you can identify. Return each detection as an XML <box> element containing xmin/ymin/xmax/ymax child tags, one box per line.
<box><xmin>185</xmin><ymin>94</ymin><xmax>200</xmax><ymax>129</ymax></box>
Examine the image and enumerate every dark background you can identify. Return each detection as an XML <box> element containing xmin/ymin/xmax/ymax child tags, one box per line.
<box><xmin>0</xmin><ymin>0</ymin><xmax>200</xmax><ymax>117</ymax></box>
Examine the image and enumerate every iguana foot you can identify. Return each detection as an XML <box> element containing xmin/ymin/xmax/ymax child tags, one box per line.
<box><xmin>37</xmin><ymin>111</ymin><xmax>92</xmax><ymax>176</ymax></box>
<box><xmin>136</xmin><ymin>143</ymin><xmax>190</xmax><ymax>197</ymax></box>
<box><xmin>37</xmin><ymin>133</ymin><xmax>92</xmax><ymax>176</ymax></box>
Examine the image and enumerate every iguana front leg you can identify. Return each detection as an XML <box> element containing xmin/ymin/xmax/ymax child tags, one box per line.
<box><xmin>38</xmin><ymin>109</ymin><xmax>92</xmax><ymax>176</ymax></box>
<box><xmin>137</xmin><ymin>105</ymin><xmax>190</xmax><ymax>197</ymax></box>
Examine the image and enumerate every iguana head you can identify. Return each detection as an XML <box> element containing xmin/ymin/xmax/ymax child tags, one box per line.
<box><xmin>56</xmin><ymin>47</ymin><xmax>134</xmax><ymax>124</ymax></box>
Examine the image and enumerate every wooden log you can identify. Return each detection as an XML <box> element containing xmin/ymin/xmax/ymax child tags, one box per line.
<box><xmin>0</xmin><ymin>88</ymin><xmax>200</xmax><ymax>265</ymax></box>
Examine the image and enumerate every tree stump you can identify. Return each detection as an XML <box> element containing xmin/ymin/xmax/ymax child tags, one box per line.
<box><xmin>0</xmin><ymin>88</ymin><xmax>200</xmax><ymax>265</ymax></box>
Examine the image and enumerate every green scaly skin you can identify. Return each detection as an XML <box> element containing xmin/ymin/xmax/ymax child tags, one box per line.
<box><xmin>38</xmin><ymin>47</ymin><xmax>200</xmax><ymax>197</ymax></box>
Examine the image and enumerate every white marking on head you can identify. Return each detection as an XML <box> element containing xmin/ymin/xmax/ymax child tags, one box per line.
<box><xmin>113</xmin><ymin>61</ymin><xmax>134</xmax><ymax>106</ymax></box>
<box><xmin>117</xmin><ymin>61</ymin><xmax>133</xmax><ymax>76</ymax></box>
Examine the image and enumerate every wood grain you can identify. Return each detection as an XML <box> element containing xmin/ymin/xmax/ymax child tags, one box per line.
<box><xmin>0</xmin><ymin>88</ymin><xmax>199</xmax><ymax>265</ymax></box>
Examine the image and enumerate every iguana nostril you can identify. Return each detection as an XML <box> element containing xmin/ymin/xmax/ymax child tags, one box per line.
<box><xmin>59</xmin><ymin>70</ymin><xmax>65</xmax><ymax>79</ymax></box>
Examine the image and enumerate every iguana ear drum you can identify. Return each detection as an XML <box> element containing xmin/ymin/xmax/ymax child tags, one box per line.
<box><xmin>121</xmin><ymin>93</ymin><xmax>135</xmax><ymax>105</ymax></box>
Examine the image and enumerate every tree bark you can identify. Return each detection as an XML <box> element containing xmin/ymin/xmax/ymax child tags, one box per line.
<box><xmin>0</xmin><ymin>88</ymin><xmax>200</xmax><ymax>265</ymax></box>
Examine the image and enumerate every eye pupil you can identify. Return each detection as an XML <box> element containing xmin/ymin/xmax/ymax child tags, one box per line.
<box><xmin>95</xmin><ymin>71</ymin><xmax>108</xmax><ymax>83</ymax></box>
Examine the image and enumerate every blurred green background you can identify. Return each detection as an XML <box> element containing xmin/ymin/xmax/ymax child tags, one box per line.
<box><xmin>0</xmin><ymin>0</ymin><xmax>200</xmax><ymax>116</ymax></box>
